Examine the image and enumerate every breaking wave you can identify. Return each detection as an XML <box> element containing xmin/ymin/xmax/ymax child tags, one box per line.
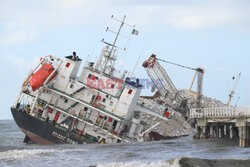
<box><xmin>2</xmin><ymin>120</ymin><xmax>250</xmax><ymax>167</ymax></box>
<box><xmin>96</xmin><ymin>157</ymin><xmax>250</xmax><ymax>167</ymax></box>
<box><xmin>0</xmin><ymin>148</ymin><xmax>86</xmax><ymax>161</ymax></box>
<box><xmin>0</xmin><ymin>149</ymin><xmax>54</xmax><ymax>160</ymax></box>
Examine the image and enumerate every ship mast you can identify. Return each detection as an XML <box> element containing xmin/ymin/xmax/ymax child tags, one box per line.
<box><xmin>101</xmin><ymin>15</ymin><xmax>126</xmax><ymax>75</ymax></box>
<box><xmin>94</xmin><ymin>15</ymin><xmax>136</xmax><ymax>77</ymax></box>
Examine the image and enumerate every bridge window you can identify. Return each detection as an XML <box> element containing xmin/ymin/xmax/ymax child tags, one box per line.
<box><xmin>66</xmin><ymin>62</ymin><xmax>70</xmax><ymax>68</ymax></box>
<box><xmin>91</xmin><ymin>75</ymin><xmax>96</xmax><ymax>80</ymax></box>
<box><xmin>91</xmin><ymin>95</ymin><xmax>96</xmax><ymax>101</ymax></box>
<box><xmin>112</xmin><ymin>120</ymin><xmax>118</xmax><ymax>130</ymax></box>
<box><xmin>108</xmin><ymin>117</ymin><xmax>112</xmax><ymax>122</ymax></box>
<box><xmin>88</xmin><ymin>74</ymin><xmax>96</xmax><ymax>80</ymax></box>
<box><xmin>48</xmin><ymin>108</ymin><xmax>53</xmax><ymax>113</ymax></box>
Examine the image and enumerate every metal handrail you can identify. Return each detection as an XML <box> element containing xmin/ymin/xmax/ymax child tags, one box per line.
<box><xmin>190</xmin><ymin>106</ymin><xmax>250</xmax><ymax>118</ymax></box>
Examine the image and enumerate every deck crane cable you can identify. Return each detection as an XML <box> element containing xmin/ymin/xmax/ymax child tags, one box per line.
<box><xmin>155</xmin><ymin>57</ymin><xmax>204</xmax><ymax>107</ymax></box>
<box><xmin>226</xmin><ymin>72</ymin><xmax>241</xmax><ymax>106</ymax></box>
<box><xmin>156</xmin><ymin>58</ymin><xmax>198</xmax><ymax>71</ymax></box>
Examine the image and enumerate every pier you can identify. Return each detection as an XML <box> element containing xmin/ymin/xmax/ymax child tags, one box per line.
<box><xmin>190</xmin><ymin>107</ymin><xmax>250</xmax><ymax>147</ymax></box>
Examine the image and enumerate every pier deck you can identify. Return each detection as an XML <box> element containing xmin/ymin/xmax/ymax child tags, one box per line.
<box><xmin>190</xmin><ymin>107</ymin><xmax>250</xmax><ymax>147</ymax></box>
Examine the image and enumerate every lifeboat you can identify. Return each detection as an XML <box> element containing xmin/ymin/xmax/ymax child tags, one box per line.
<box><xmin>29</xmin><ymin>63</ymin><xmax>57</xmax><ymax>91</ymax></box>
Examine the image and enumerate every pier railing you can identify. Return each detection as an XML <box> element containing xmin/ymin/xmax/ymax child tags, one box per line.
<box><xmin>190</xmin><ymin>106</ymin><xmax>250</xmax><ymax>118</ymax></box>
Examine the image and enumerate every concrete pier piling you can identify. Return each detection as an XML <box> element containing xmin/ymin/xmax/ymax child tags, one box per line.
<box><xmin>239</xmin><ymin>127</ymin><xmax>243</xmax><ymax>147</ymax></box>
<box><xmin>242</xmin><ymin>126</ymin><xmax>247</xmax><ymax>147</ymax></box>
<box><xmin>238</xmin><ymin>126</ymin><xmax>247</xmax><ymax>148</ymax></box>
<box><xmin>244</xmin><ymin>126</ymin><xmax>247</xmax><ymax>147</ymax></box>
<box><xmin>220</xmin><ymin>126</ymin><xmax>225</xmax><ymax>138</ymax></box>
<box><xmin>194</xmin><ymin>121</ymin><xmax>250</xmax><ymax>147</ymax></box>
<box><xmin>191</xmin><ymin>106</ymin><xmax>250</xmax><ymax>147</ymax></box>
<box><xmin>200</xmin><ymin>126</ymin><xmax>207</xmax><ymax>139</ymax></box>
<box><xmin>195</xmin><ymin>126</ymin><xmax>200</xmax><ymax>139</ymax></box>
<box><xmin>247</xmin><ymin>127</ymin><xmax>250</xmax><ymax>146</ymax></box>
<box><xmin>226</xmin><ymin>125</ymin><xmax>230</xmax><ymax>138</ymax></box>
<box><xmin>232</xmin><ymin>126</ymin><xmax>238</xmax><ymax>139</ymax></box>
<box><xmin>215</xmin><ymin>126</ymin><xmax>219</xmax><ymax>138</ymax></box>
<box><xmin>210</xmin><ymin>126</ymin><xmax>214</xmax><ymax>138</ymax></box>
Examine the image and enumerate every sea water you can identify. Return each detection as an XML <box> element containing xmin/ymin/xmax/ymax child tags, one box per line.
<box><xmin>1</xmin><ymin>120</ymin><xmax>250</xmax><ymax>167</ymax></box>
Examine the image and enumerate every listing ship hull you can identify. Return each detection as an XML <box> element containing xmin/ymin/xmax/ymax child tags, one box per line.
<box><xmin>11</xmin><ymin>107</ymin><xmax>97</xmax><ymax>145</ymax></box>
<box><xmin>10</xmin><ymin>17</ymin><xmax>174</xmax><ymax>145</ymax></box>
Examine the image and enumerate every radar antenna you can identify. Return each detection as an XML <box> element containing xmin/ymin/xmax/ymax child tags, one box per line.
<box><xmin>94</xmin><ymin>15</ymin><xmax>138</xmax><ymax>76</ymax></box>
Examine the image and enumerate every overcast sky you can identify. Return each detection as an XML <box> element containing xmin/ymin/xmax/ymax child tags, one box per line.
<box><xmin>1</xmin><ymin>0</ymin><xmax>250</xmax><ymax>120</ymax></box>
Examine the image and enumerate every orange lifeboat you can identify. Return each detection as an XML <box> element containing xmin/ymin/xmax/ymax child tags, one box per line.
<box><xmin>29</xmin><ymin>63</ymin><xmax>57</xmax><ymax>91</ymax></box>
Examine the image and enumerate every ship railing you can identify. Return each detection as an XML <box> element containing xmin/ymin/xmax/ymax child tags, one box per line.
<box><xmin>48</xmin><ymin>86</ymin><xmax>124</xmax><ymax>121</ymax></box>
<box><xmin>43</xmin><ymin>56</ymin><xmax>63</xmax><ymax>87</ymax></box>
<box><xmin>31</xmin><ymin>56</ymin><xmax>63</xmax><ymax>115</ymax></box>
<box><xmin>69</xmin><ymin>73</ymin><xmax>77</xmax><ymax>80</ymax></box>
<box><xmin>15</xmin><ymin>92</ymin><xmax>36</xmax><ymax>109</ymax></box>
<box><xmin>45</xmin><ymin>103</ymin><xmax>125</xmax><ymax>141</ymax></box>
<box><xmin>190</xmin><ymin>106</ymin><xmax>250</xmax><ymax>118</ymax></box>
<box><xmin>16</xmin><ymin>106</ymin><xmax>113</xmax><ymax>144</ymax></box>
<box><xmin>135</xmin><ymin>103</ymin><xmax>171</xmax><ymax>122</ymax></box>
<box><xmin>84</xmin><ymin>60</ymin><xmax>125</xmax><ymax>80</ymax></box>
<box><xmin>18</xmin><ymin>55</ymin><xmax>63</xmax><ymax>115</ymax></box>
<box><xmin>77</xmin><ymin>79</ymin><xmax>123</xmax><ymax>99</ymax></box>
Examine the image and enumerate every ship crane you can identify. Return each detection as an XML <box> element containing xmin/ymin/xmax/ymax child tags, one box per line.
<box><xmin>143</xmin><ymin>54</ymin><xmax>204</xmax><ymax>117</ymax></box>
<box><xmin>227</xmin><ymin>72</ymin><xmax>241</xmax><ymax>106</ymax></box>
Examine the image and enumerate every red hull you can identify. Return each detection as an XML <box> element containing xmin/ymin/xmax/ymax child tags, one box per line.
<box><xmin>20</xmin><ymin>128</ymin><xmax>54</xmax><ymax>145</ymax></box>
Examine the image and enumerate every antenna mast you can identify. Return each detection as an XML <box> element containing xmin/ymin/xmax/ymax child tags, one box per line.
<box><xmin>109</xmin><ymin>15</ymin><xmax>126</xmax><ymax>58</ymax></box>
<box><xmin>94</xmin><ymin>15</ymin><xmax>137</xmax><ymax>76</ymax></box>
<box><xmin>101</xmin><ymin>15</ymin><xmax>126</xmax><ymax>75</ymax></box>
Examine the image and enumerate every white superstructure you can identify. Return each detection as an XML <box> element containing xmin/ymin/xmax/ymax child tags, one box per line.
<box><xmin>14</xmin><ymin>16</ymin><xmax>171</xmax><ymax>144</ymax></box>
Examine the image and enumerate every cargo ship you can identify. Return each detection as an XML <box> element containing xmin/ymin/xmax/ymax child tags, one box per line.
<box><xmin>11</xmin><ymin>16</ymin><xmax>171</xmax><ymax>144</ymax></box>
